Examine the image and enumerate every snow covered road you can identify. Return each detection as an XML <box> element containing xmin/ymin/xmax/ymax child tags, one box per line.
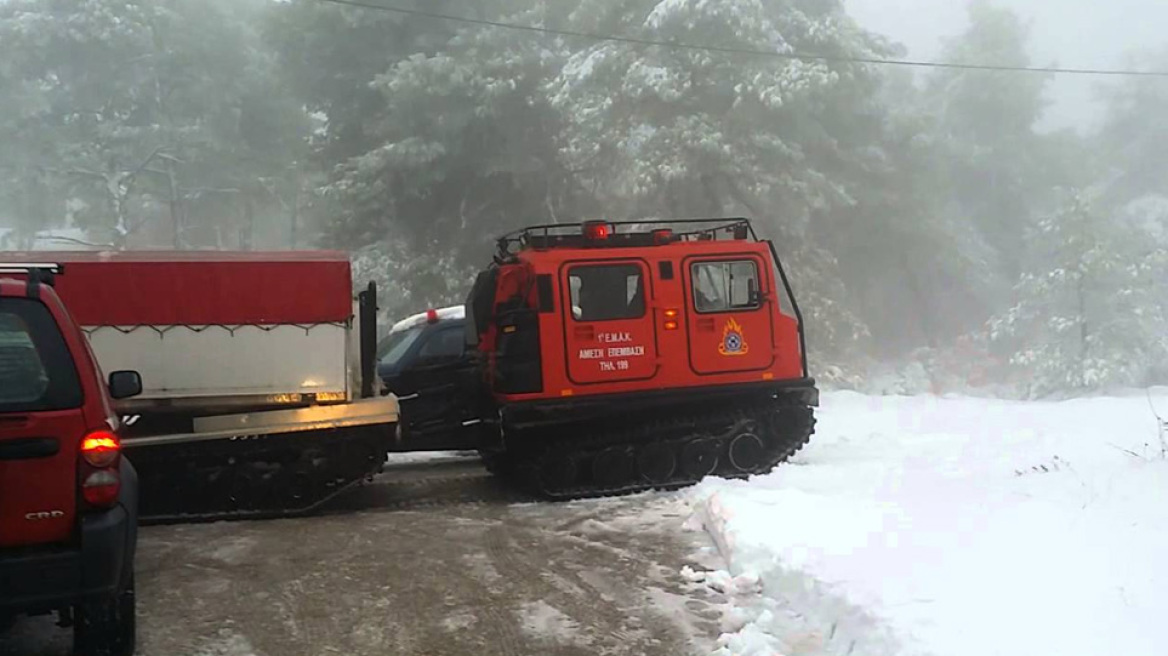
<box><xmin>684</xmin><ymin>391</ymin><xmax>1168</xmax><ymax>656</ymax></box>
<box><xmin>1</xmin><ymin>457</ymin><xmax>722</xmax><ymax>656</ymax></box>
<box><xmin>6</xmin><ymin>394</ymin><xmax>1167</xmax><ymax>656</ymax></box>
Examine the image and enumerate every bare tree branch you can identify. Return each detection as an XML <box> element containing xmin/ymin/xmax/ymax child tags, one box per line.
<box><xmin>185</xmin><ymin>187</ymin><xmax>241</xmax><ymax>197</ymax></box>
<box><xmin>124</xmin><ymin>146</ymin><xmax>166</xmax><ymax>182</ymax></box>
<box><xmin>38</xmin><ymin>234</ymin><xmax>115</xmax><ymax>249</ymax></box>
<box><xmin>65</xmin><ymin>167</ymin><xmax>108</xmax><ymax>181</ymax></box>
<box><xmin>545</xmin><ymin>179</ymin><xmax>559</xmax><ymax>224</ymax></box>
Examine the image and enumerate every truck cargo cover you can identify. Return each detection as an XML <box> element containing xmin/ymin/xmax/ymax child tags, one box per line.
<box><xmin>0</xmin><ymin>251</ymin><xmax>353</xmax><ymax>326</ymax></box>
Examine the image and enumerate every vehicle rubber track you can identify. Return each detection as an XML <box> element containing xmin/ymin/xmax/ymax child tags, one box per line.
<box><xmin>127</xmin><ymin>424</ymin><xmax>392</xmax><ymax>525</ymax></box>
<box><xmin>497</xmin><ymin>396</ymin><xmax>815</xmax><ymax>500</ymax></box>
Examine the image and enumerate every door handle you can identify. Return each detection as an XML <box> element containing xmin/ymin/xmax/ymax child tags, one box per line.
<box><xmin>697</xmin><ymin>318</ymin><xmax>715</xmax><ymax>332</ymax></box>
<box><xmin>574</xmin><ymin>325</ymin><xmax>595</xmax><ymax>339</ymax></box>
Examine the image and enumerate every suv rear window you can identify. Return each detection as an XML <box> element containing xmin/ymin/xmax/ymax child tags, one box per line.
<box><xmin>0</xmin><ymin>297</ymin><xmax>82</xmax><ymax>413</ymax></box>
<box><xmin>569</xmin><ymin>264</ymin><xmax>646</xmax><ymax>321</ymax></box>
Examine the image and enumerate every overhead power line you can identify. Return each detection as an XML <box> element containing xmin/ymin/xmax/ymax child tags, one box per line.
<box><xmin>312</xmin><ymin>0</ymin><xmax>1168</xmax><ymax>78</ymax></box>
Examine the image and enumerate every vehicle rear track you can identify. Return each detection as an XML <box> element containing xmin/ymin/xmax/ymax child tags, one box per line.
<box><xmin>128</xmin><ymin>425</ymin><xmax>391</xmax><ymax>525</ymax></box>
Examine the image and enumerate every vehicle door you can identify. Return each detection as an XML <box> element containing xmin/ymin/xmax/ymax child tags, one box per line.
<box><xmin>684</xmin><ymin>255</ymin><xmax>775</xmax><ymax>374</ymax></box>
<box><xmin>0</xmin><ymin>296</ymin><xmax>86</xmax><ymax>547</ymax></box>
<box><xmin>395</xmin><ymin>323</ymin><xmax>479</xmax><ymax>447</ymax></box>
<box><xmin>561</xmin><ymin>260</ymin><xmax>658</xmax><ymax>385</ymax></box>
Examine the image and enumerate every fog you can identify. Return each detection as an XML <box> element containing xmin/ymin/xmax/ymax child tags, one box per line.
<box><xmin>849</xmin><ymin>0</ymin><xmax>1168</xmax><ymax>130</ymax></box>
<box><xmin>1</xmin><ymin>0</ymin><xmax>1166</xmax><ymax>396</ymax></box>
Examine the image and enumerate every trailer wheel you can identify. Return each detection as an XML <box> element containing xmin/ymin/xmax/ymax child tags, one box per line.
<box><xmin>592</xmin><ymin>446</ymin><xmax>635</xmax><ymax>489</ymax></box>
<box><xmin>538</xmin><ymin>452</ymin><xmax>580</xmax><ymax>493</ymax></box>
<box><xmin>681</xmin><ymin>440</ymin><xmax>719</xmax><ymax>478</ymax></box>
<box><xmin>636</xmin><ymin>443</ymin><xmax>676</xmax><ymax>484</ymax></box>
<box><xmin>728</xmin><ymin>432</ymin><xmax>766</xmax><ymax>473</ymax></box>
<box><xmin>289</xmin><ymin>471</ymin><xmax>316</xmax><ymax>504</ymax></box>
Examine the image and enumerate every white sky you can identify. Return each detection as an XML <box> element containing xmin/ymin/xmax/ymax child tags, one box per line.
<box><xmin>845</xmin><ymin>0</ymin><xmax>1168</xmax><ymax>131</ymax></box>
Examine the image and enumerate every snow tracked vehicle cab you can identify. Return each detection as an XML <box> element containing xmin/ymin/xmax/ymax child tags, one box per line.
<box><xmin>466</xmin><ymin>218</ymin><xmax>818</xmax><ymax>498</ymax></box>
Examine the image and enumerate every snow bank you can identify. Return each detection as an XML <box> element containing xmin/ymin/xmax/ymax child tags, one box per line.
<box><xmin>383</xmin><ymin>450</ymin><xmax>479</xmax><ymax>466</ymax></box>
<box><xmin>685</xmin><ymin>391</ymin><xmax>1168</xmax><ymax>656</ymax></box>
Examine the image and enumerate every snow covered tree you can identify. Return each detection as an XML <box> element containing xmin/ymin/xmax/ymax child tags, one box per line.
<box><xmin>0</xmin><ymin>0</ymin><xmax>309</xmax><ymax>249</ymax></box>
<box><xmin>1094</xmin><ymin>47</ymin><xmax>1168</xmax><ymax>256</ymax></box>
<box><xmin>271</xmin><ymin>0</ymin><xmax>585</xmax><ymax>316</ymax></box>
<box><xmin>924</xmin><ymin>1</ymin><xmax>1057</xmax><ymax>283</ymax></box>
<box><xmin>547</xmin><ymin>0</ymin><xmax>900</xmax><ymax>360</ymax></box>
<box><xmin>990</xmin><ymin>190</ymin><xmax>1168</xmax><ymax>396</ymax></box>
<box><xmin>823</xmin><ymin>67</ymin><xmax>1001</xmax><ymax>358</ymax></box>
<box><xmin>1098</xmin><ymin>48</ymin><xmax>1168</xmax><ymax>204</ymax></box>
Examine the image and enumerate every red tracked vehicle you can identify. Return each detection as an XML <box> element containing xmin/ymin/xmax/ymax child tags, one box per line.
<box><xmin>463</xmin><ymin>218</ymin><xmax>819</xmax><ymax>498</ymax></box>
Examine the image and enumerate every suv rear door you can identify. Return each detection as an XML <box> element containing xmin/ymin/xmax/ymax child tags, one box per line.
<box><xmin>561</xmin><ymin>260</ymin><xmax>658</xmax><ymax>385</ymax></box>
<box><xmin>0</xmin><ymin>296</ymin><xmax>86</xmax><ymax>547</ymax></box>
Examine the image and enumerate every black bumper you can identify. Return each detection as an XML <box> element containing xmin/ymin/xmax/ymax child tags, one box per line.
<box><xmin>0</xmin><ymin>461</ymin><xmax>137</xmax><ymax>615</ymax></box>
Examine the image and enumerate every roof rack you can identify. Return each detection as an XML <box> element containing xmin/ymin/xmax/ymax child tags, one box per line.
<box><xmin>0</xmin><ymin>263</ymin><xmax>64</xmax><ymax>296</ymax></box>
<box><xmin>0</xmin><ymin>263</ymin><xmax>64</xmax><ymax>275</ymax></box>
<box><xmin>495</xmin><ymin>218</ymin><xmax>758</xmax><ymax>258</ymax></box>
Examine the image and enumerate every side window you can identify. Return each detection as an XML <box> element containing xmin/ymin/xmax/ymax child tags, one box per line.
<box><xmin>416</xmin><ymin>327</ymin><xmax>465</xmax><ymax>360</ymax></box>
<box><xmin>692</xmin><ymin>260</ymin><xmax>760</xmax><ymax>313</ymax></box>
<box><xmin>0</xmin><ymin>298</ymin><xmax>83</xmax><ymax>412</ymax></box>
<box><xmin>569</xmin><ymin>264</ymin><xmax>645</xmax><ymax>322</ymax></box>
<box><xmin>378</xmin><ymin>327</ymin><xmax>424</xmax><ymax>368</ymax></box>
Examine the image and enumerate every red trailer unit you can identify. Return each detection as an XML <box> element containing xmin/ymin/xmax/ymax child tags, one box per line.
<box><xmin>0</xmin><ymin>251</ymin><xmax>398</xmax><ymax>522</ymax></box>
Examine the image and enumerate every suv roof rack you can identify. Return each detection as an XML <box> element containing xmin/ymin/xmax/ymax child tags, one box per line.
<box><xmin>0</xmin><ymin>262</ymin><xmax>64</xmax><ymax>275</ymax></box>
<box><xmin>0</xmin><ymin>263</ymin><xmax>65</xmax><ymax>298</ymax></box>
<box><xmin>495</xmin><ymin>218</ymin><xmax>758</xmax><ymax>259</ymax></box>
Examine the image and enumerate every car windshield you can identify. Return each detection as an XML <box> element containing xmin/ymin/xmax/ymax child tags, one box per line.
<box><xmin>377</xmin><ymin>326</ymin><xmax>425</xmax><ymax>369</ymax></box>
<box><xmin>0</xmin><ymin>297</ymin><xmax>82</xmax><ymax>413</ymax></box>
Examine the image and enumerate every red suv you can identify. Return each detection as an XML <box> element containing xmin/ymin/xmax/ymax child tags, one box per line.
<box><xmin>0</xmin><ymin>265</ymin><xmax>140</xmax><ymax>656</ymax></box>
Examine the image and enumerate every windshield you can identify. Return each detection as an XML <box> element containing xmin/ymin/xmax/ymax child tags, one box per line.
<box><xmin>377</xmin><ymin>326</ymin><xmax>424</xmax><ymax>369</ymax></box>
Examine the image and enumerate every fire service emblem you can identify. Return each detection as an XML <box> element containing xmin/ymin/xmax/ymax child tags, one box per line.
<box><xmin>718</xmin><ymin>317</ymin><xmax>749</xmax><ymax>356</ymax></box>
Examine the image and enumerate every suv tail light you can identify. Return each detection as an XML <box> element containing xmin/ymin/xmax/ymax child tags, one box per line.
<box><xmin>80</xmin><ymin>430</ymin><xmax>121</xmax><ymax>509</ymax></box>
<box><xmin>83</xmin><ymin>470</ymin><xmax>121</xmax><ymax>506</ymax></box>
<box><xmin>81</xmin><ymin>432</ymin><xmax>119</xmax><ymax>467</ymax></box>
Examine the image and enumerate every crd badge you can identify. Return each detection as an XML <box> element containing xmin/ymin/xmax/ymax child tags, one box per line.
<box><xmin>25</xmin><ymin>510</ymin><xmax>66</xmax><ymax>521</ymax></box>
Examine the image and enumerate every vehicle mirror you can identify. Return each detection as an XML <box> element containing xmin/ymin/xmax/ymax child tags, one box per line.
<box><xmin>108</xmin><ymin>370</ymin><xmax>142</xmax><ymax>400</ymax></box>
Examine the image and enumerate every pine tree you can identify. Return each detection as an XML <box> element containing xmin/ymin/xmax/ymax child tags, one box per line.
<box><xmin>272</xmin><ymin>0</ymin><xmax>584</xmax><ymax>317</ymax></box>
<box><xmin>548</xmin><ymin>0</ymin><xmax>897</xmax><ymax>360</ymax></box>
<box><xmin>924</xmin><ymin>1</ymin><xmax>1054</xmax><ymax>283</ymax></box>
<box><xmin>0</xmin><ymin>0</ymin><xmax>308</xmax><ymax>249</ymax></box>
<box><xmin>1098</xmin><ymin>47</ymin><xmax>1168</xmax><ymax>205</ymax></box>
<box><xmin>990</xmin><ymin>190</ymin><xmax>1168</xmax><ymax>396</ymax></box>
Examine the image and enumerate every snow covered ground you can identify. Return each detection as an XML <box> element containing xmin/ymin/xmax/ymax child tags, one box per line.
<box><xmin>683</xmin><ymin>390</ymin><xmax>1168</xmax><ymax>656</ymax></box>
<box><xmin>382</xmin><ymin>449</ymin><xmax>480</xmax><ymax>466</ymax></box>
